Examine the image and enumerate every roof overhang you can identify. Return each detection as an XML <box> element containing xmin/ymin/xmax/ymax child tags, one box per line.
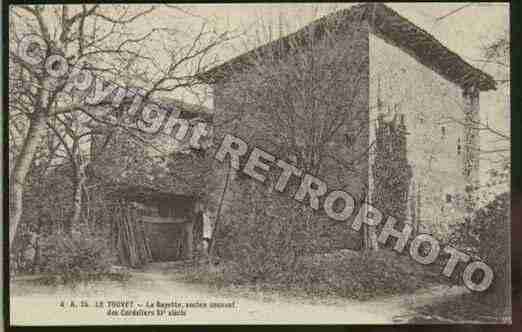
<box><xmin>199</xmin><ymin>3</ymin><xmax>496</xmax><ymax>92</ymax></box>
<box><xmin>368</xmin><ymin>4</ymin><xmax>496</xmax><ymax>91</ymax></box>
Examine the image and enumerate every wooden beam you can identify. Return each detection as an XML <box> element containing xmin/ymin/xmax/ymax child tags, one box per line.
<box><xmin>142</xmin><ymin>216</ymin><xmax>188</xmax><ymax>224</ymax></box>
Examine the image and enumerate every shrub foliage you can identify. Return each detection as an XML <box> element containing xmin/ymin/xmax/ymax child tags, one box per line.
<box><xmin>37</xmin><ymin>230</ymin><xmax>124</xmax><ymax>284</ymax></box>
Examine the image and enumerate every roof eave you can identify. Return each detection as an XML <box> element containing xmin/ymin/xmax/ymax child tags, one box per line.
<box><xmin>199</xmin><ymin>3</ymin><xmax>497</xmax><ymax>92</ymax></box>
<box><xmin>369</xmin><ymin>3</ymin><xmax>496</xmax><ymax>92</ymax></box>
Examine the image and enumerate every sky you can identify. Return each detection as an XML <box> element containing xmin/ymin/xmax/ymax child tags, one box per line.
<box><xmin>13</xmin><ymin>3</ymin><xmax>510</xmax><ymax>111</ymax></box>
<box><xmin>146</xmin><ymin>3</ymin><xmax>510</xmax><ymax>109</ymax></box>
<box><xmin>95</xmin><ymin>2</ymin><xmax>508</xmax><ymax>176</ymax></box>
<box><xmin>179</xmin><ymin>3</ymin><xmax>510</xmax><ymax>177</ymax></box>
<box><xmin>161</xmin><ymin>3</ymin><xmax>509</xmax><ymax>68</ymax></box>
<box><xmin>12</xmin><ymin>3</ymin><xmax>510</xmax><ymax>174</ymax></box>
<box><xmin>34</xmin><ymin>4</ymin><xmax>507</xmax><ymax>110</ymax></box>
<box><xmin>171</xmin><ymin>3</ymin><xmax>510</xmax><ymax>155</ymax></box>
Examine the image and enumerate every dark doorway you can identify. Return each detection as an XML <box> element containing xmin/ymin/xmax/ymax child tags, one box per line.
<box><xmin>143</xmin><ymin>221</ymin><xmax>187</xmax><ymax>261</ymax></box>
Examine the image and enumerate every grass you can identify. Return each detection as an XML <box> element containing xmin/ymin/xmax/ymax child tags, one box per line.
<box><xmin>406</xmin><ymin>292</ymin><xmax>511</xmax><ymax>323</ymax></box>
<box><xmin>10</xmin><ymin>271</ymin><xmax>131</xmax><ymax>296</ymax></box>
<box><xmin>178</xmin><ymin>249</ymin><xmax>449</xmax><ymax>301</ymax></box>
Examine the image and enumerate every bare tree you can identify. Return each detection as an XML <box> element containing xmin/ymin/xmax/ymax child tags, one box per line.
<box><xmin>9</xmin><ymin>4</ymin><xmax>232</xmax><ymax>246</ymax></box>
<box><xmin>44</xmin><ymin>111</ymin><xmax>95</xmax><ymax>234</ymax></box>
<box><xmin>432</xmin><ymin>4</ymin><xmax>509</xmax><ymax>164</ymax></box>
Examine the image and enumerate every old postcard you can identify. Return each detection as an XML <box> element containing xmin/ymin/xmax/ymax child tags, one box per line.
<box><xmin>6</xmin><ymin>2</ymin><xmax>511</xmax><ymax>326</ymax></box>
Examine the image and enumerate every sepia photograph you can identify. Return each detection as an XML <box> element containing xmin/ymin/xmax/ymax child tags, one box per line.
<box><xmin>5</xmin><ymin>2</ymin><xmax>511</xmax><ymax>326</ymax></box>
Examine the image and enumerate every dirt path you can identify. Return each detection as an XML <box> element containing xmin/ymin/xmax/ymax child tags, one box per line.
<box><xmin>10</xmin><ymin>271</ymin><xmax>469</xmax><ymax>325</ymax></box>
<box><xmin>130</xmin><ymin>271</ymin><xmax>468</xmax><ymax>324</ymax></box>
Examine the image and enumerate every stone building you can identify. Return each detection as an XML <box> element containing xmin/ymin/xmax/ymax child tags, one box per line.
<box><xmin>91</xmin><ymin>97</ymin><xmax>214</xmax><ymax>265</ymax></box>
<box><xmin>200</xmin><ymin>3</ymin><xmax>496</xmax><ymax>249</ymax></box>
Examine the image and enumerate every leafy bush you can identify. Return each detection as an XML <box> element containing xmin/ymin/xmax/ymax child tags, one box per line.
<box><xmin>213</xmin><ymin>182</ymin><xmax>320</xmax><ymax>284</ymax></box>
<box><xmin>183</xmin><ymin>249</ymin><xmax>444</xmax><ymax>300</ymax></box>
<box><xmin>293</xmin><ymin>249</ymin><xmax>444</xmax><ymax>300</ymax></box>
<box><xmin>38</xmin><ymin>230</ymin><xmax>128</xmax><ymax>285</ymax></box>
<box><xmin>449</xmin><ymin>192</ymin><xmax>510</xmax><ymax>311</ymax></box>
<box><xmin>10</xmin><ymin>223</ymin><xmax>40</xmax><ymax>275</ymax></box>
<box><xmin>202</xmin><ymin>175</ymin><xmax>445</xmax><ymax>300</ymax></box>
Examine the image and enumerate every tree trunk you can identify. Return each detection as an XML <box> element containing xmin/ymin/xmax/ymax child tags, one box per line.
<box><xmin>364</xmin><ymin>224</ymin><xmax>379</xmax><ymax>251</ymax></box>
<box><xmin>10</xmin><ymin>114</ymin><xmax>47</xmax><ymax>248</ymax></box>
<box><xmin>67</xmin><ymin>162</ymin><xmax>87</xmax><ymax>235</ymax></box>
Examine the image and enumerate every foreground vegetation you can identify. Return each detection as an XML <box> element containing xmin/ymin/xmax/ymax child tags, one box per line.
<box><xmin>406</xmin><ymin>292</ymin><xmax>511</xmax><ymax>324</ymax></box>
<box><xmin>179</xmin><ymin>249</ymin><xmax>447</xmax><ymax>301</ymax></box>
